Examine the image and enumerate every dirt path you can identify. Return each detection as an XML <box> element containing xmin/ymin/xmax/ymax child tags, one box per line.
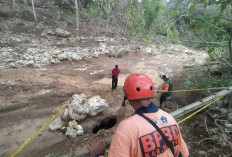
<box><xmin>0</xmin><ymin>52</ymin><xmax>206</xmax><ymax>157</ymax></box>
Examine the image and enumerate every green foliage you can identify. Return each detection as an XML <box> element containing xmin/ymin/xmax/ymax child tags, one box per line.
<box><xmin>23</xmin><ymin>6</ymin><xmax>31</xmax><ymax>13</ymax></box>
<box><xmin>144</xmin><ymin>35</ymin><xmax>152</xmax><ymax>45</ymax></box>
<box><xmin>125</xmin><ymin>5</ymin><xmax>146</xmax><ymax>37</ymax></box>
<box><xmin>68</xmin><ymin>16</ymin><xmax>76</xmax><ymax>24</ymax></box>
<box><xmin>125</xmin><ymin>0</ymin><xmax>167</xmax><ymax>41</ymax></box>
<box><xmin>80</xmin><ymin>4</ymin><xmax>100</xmax><ymax>21</ymax></box>
<box><xmin>167</xmin><ymin>24</ymin><xmax>179</xmax><ymax>44</ymax></box>
<box><xmin>208</xmin><ymin>47</ymin><xmax>224</xmax><ymax>61</ymax></box>
<box><xmin>169</xmin><ymin>0</ymin><xmax>232</xmax><ymax>63</ymax></box>
<box><xmin>142</xmin><ymin>0</ymin><xmax>165</xmax><ymax>32</ymax></box>
<box><xmin>118</xmin><ymin>52</ymin><xmax>125</xmax><ymax>58</ymax></box>
<box><xmin>182</xmin><ymin>63</ymin><xmax>232</xmax><ymax>94</ymax></box>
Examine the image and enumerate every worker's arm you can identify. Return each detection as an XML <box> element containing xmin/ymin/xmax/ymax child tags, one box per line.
<box><xmin>175</xmin><ymin>130</ymin><xmax>189</xmax><ymax>157</ymax></box>
<box><xmin>108</xmin><ymin>131</ymin><xmax>131</xmax><ymax>157</ymax></box>
<box><xmin>159</xmin><ymin>83</ymin><xmax>169</xmax><ymax>93</ymax></box>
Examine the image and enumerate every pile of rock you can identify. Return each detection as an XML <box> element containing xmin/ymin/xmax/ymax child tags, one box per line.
<box><xmin>49</xmin><ymin>93</ymin><xmax>108</xmax><ymax>138</ymax></box>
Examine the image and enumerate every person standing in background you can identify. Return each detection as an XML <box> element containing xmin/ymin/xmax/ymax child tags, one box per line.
<box><xmin>112</xmin><ymin>65</ymin><xmax>120</xmax><ymax>91</ymax></box>
<box><xmin>157</xmin><ymin>74</ymin><xmax>174</xmax><ymax>109</ymax></box>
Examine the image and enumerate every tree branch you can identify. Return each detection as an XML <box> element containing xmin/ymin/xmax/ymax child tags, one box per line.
<box><xmin>196</xmin><ymin>17</ymin><xmax>230</xmax><ymax>39</ymax></box>
<box><xmin>195</xmin><ymin>32</ymin><xmax>232</xmax><ymax>68</ymax></box>
<box><xmin>229</xmin><ymin>27</ymin><xmax>232</xmax><ymax>62</ymax></box>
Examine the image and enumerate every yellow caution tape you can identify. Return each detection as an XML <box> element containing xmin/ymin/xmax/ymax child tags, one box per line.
<box><xmin>11</xmin><ymin>101</ymin><xmax>70</xmax><ymax>157</ymax></box>
<box><xmin>170</xmin><ymin>87</ymin><xmax>228</xmax><ymax>93</ymax></box>
<box><xmin>177</xmin><ymin>97</ymin><xmax>222</xmax><ymax>124</ymax></box>
<box><xmin>100</xmin><ymin>87</ymin><xmax>229</xmax><ymax>97</ymax></box>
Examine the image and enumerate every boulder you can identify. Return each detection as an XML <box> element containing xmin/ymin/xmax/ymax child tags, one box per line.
<box><xmin>55</xmin><ymin>28</ymin><xmax>71</xmax><ymax>37</ymax></box>
<box><xmin>69</xmin><ymin>120</ymin><xmax>78</xmax><ymax>128</ymax></box>
<box><xmin>65</xmin><ymin>127</ymin><xmax>77</xmax><ymax>138</ymax></box>
<box><xmin>49</xmin><ymin>117</ymin><xmax>63</xmax><ymax>131</ymax></box>
<box><xmin>63</xmin><ymin>108</ymin><xmax>69</xmax><ymax>121</ymax></box>
<box><xmin>76</xmin><ymin>125</ymin><xmax>84</xmax><ymax>136</ymax></box>
<box><xmin>67</xmin><ymin>94</ymin><xmax>108</xmax><ymax>121</ymax></box>
<box><xmin>68</xmin><ymin>94</ymin><xmax>89</xmax><ymax>121</ymax></box>
<box><xmin>88</xmin><ymin>95</ymin><xmax>108</xmax><ymax>116</ymax></box>
<box><xmin>72</xmin><ymin>93</ymin><xmax>87</xmax><ymax>104</ymax></box>
<box><xmin>47</xmin><ymin>30</ymin><xmax>55</xmax><ymax>36</ymax></box>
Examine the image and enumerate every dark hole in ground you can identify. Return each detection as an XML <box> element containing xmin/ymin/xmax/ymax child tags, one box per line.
<box><xmin>92</xmin><ymin>116</ymin><xmax>117</xmax><ymax>134</ymax></box>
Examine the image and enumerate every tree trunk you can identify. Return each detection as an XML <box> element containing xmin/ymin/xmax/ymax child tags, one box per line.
<box><xmin>75</xmin><ymin>0</ymin><xmax>79</xmax><ymax>30</ymax></box>
<box><xmin>24</xmin><ymin>0</ymin><xmax>27</xmax><ymax>5</ymax></box>
<box><xmin>31</xmin><ymin>0</ymin><xmax>37</xmax><ymax>23</ymax></box>
<box><xmin>106</xmin><ymin>0</ymin><xmax>110</xmax><ymax>35</ymax></box>
<box><xmin>229</xmin><ymin>27</ymin><xmax>232</xmax><ymax>63</ymax></box>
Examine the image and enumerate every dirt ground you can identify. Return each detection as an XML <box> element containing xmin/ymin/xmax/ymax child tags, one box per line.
<box><xmin>1</xmin><ymin>52</ymin><xmax>230</xmax><ymax>157</ymax></box>
<box><xmin>0</xmin><ymin>52</ymin><xmax>184</xmax><ymax>156</ymax></box>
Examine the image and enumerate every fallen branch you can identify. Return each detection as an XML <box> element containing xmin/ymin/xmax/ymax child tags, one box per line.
<box><xmin>197</xmin><ymin>137</ymin><xmax>214</xmax><ymax>145</ymax></box>
<box><xmin>205</xmin><ymin>116</ymin><xmax>211</xmax><ymax>137</ymax></box>
<box><xmin>215</xmin><ymin>119</ymin><xmax>228</xmax><ymax>142</ymax></box>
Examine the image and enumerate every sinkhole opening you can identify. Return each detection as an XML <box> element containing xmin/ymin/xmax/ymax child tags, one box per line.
<box><xmin>92</xmin><ymin>116</ymin><xmax>117</xmax><ymax>134</ymax></box>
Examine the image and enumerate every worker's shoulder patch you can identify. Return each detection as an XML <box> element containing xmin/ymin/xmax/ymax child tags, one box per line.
<box><xmin>161</xmin><ymin>116</ymin><xmax>168</xmax><ymax>124</ymax></box>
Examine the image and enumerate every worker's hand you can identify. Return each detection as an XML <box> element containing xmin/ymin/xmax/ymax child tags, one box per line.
<box><xmin>87</xmin><ymin>138</ymin><xmax>106</xmax><ymax>157</ymax></box>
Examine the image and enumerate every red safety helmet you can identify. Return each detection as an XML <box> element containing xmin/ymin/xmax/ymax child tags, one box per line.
<box><xmin>123</xmin><ymin>73</ymin><xmax>154</xmax><ymax>100</ymax></box>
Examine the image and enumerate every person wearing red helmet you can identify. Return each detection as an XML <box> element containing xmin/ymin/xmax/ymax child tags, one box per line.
<box><xmin>88</xmin><ymin>73</ymin><xmax>189</xmax><ymax>157</ymax></box>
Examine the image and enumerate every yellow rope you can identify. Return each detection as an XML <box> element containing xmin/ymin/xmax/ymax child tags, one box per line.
<box><xmin>177</xmin><ymin>97</ymin><xmax>222</xmax><ymax>124</ymax></box>
<box><xmin>170</xmin><ymin>87</ymin><xmax>228</xmax><ymax>93</ymax></box>
<box><xmin>11</xmin><ymin>101</ymin><xmax>70</xmax><ymax>157</ymax></box>
<box><xmin>100</xmin><ymin>87</ymin><xmax>229</xmax><ymax>97</ymax></box>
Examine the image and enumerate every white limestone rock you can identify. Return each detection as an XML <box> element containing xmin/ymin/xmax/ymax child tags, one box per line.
<box><xmin>76</xmin><ymin>125</ymin><xmax>84</xmax><ymax>136</ymax></box>
<box><xmin>63</xmin><ymin>108</ymin><xmax>69</xmax><ymax>121</ymax></box>
<box><xmin>55</xmin><ymin>28</ymin><xmax>71</xmax><ymax>37</ymax></box>
<box><xmin>65</xmin><ymin>127</ymin><xmax>77</xmax><ymax>138</ymax></box>
<box><xmin>69</xmin><ymin>120</ymin><xmax>78</xmax><ymax>128</ymax></box>
<box><xmin>49</xmin><ymin>117</ymin><xmax>63</xmax><ymax>131</ymax></box>
<box><xmin>68</xmin><ymin>94</ymin><xmax>89</xmax><ymax>121</ymax></box>
<box><xmin>88</xmin><ymin>95</ymin><xmax>108</xmax><ymax>116</ymax></box>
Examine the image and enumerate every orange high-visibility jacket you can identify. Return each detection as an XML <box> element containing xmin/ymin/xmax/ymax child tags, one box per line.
<box><xmin>108</xmin><ymin>109</ymin><xmax>189</xmax><ymax>157</ymax></box>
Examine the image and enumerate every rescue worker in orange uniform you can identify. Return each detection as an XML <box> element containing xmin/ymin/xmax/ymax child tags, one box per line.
<box><xmin>158</xmin><ymin>74</ymin><xmax>174</xmax><ymax>109</ymax></box>
<box><xmin>88</xmin><ymin>73</ymin><xmax>189</xmax><ymax>157</ymax></box>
